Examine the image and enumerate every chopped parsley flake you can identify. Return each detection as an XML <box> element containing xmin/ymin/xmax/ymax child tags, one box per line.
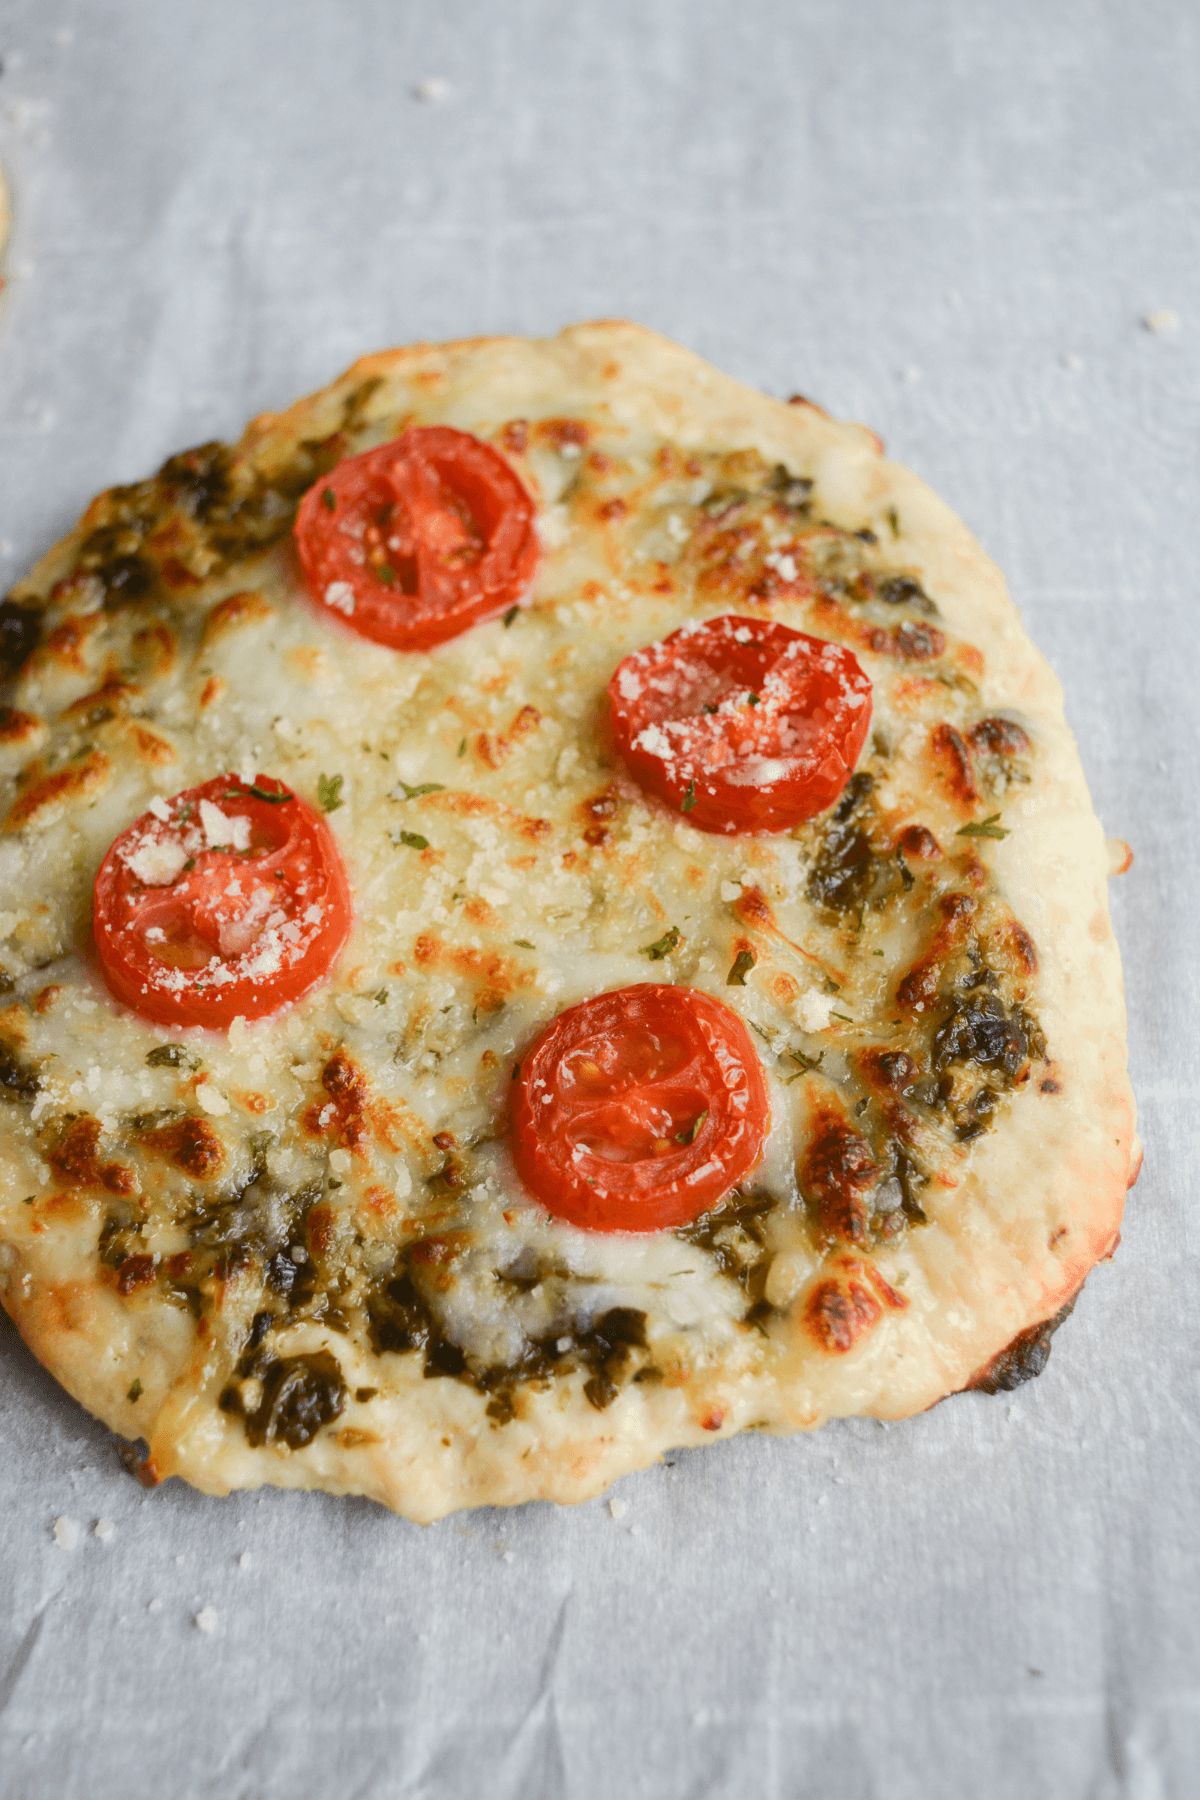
<box><xmin>395</xmin><ymin>782</ymin><xmax>445</xmax><ymax>800</ymax></box>
<box><xmin>374</xmin><ymin>988</ymin><xmax>388</xmax><ymax>1005</ymax></box>
<box><xmin>640</xmin><ymin>926</ymin><xmax>681</xmax><ymax>960</ymax></box>
<box><xmin>676</xmin><ymin>1110</ymin><xmax>708</xmax><ymax>1145</ymax></box>
<box><xmin>127</xmin><ymin>1379</ymin><xmax>143</xmax><ymax>1403</ymax></box>
<box><xmin>321</xmin><ymin>488</ymin><xmax>337</xmax><ymax>512</ymax></box>
<box><xmin>146</xmin><ymin>1043</ymin><xmax>201</xmax><ymax>1070</ymax></box>
<box><xmin>318</xmin><ymin>773</ymin><xmax>344</xmax><ymax>813</ymax></box>
<box><xmin>503</xmin><ymin>605</ymin><xmax>520</xmax><ymax>627</ymax></box>
<box><xmin>681</xmin><ymin>781</ymin><xmax>697</xmax><ymax>813</ymax></box>
<box><xmin>398</xmin><ymin>830</ymin><xmax>429</xmax><ymax>850</ymax></box>
<box><xmin>727</xmin><ymin>948</ymin><xmax>756</xmax><ymax>986</ymax></box>
<box><xmin>783</xmin><ymin>1048</ymin><xmax>824</xmax><ymax>1083</ymax></box>
<box><xmin>226</xmin><ymin>782</ymin><xmax>290</xmax><ymax>804</ymax></box>
<box><xmin>957</xmin><ymin>813</ymin><xmax>1008</xmax><ymax>840</ymax></box>
<box><xmin>513</xmin><ymin>940</ymin><xmax>535</xmax><ymax>950</ymax></box>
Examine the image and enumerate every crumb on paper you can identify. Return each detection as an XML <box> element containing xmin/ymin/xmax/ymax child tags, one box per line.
<box><xmin>238</xmin><ymin>1551</ymin><xmax>252</xmax><ymax>1570</ymax></box>
<box><xmin>52</xmin><ymin>1515</ymin><xmax>79</xmax><ymax>1550</ymax></box>
<box><xmin>501</xmin><ymin>1549</ymin><xmax>515</xmax><ymax>1564</ymax></box>
<box><xmin>608</xmin><ymin>1497</ymin><xmax>628</xmax><ymax>1520</ymax></box>
<box><xmin>1142</xmin><ymin>309</ymin><xmax>1180</xmax><ymax>334</ymax></box>
<box><xmin>194</xmin><ymin>1607</ymin><xmax>219</xmax><ymax>1635</ymax></box>
<box><xmin>1058</xmin><ymin>351</ymin><xmax>1085</xmax><ymax>372</ymax></box>
<box><xmin>94</xmin><ymin>1517</ymin><xmax>116</xmax><ymax>1543</ymax></box>
<box><xmin>147</xmin><ymin>1597</ymin><xmax>163</xmax><ymax>1614</ymax></box>
<box><xmin>414</xmin><ymin>76</ymin><xmax>451</xmax><ymax>103</ymax></box>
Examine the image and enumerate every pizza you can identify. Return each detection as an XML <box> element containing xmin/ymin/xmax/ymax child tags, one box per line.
<box><xmin>0</xmin><ymin>323</ymin><xmax>1139</xmax><ymax>1522</ymax></box>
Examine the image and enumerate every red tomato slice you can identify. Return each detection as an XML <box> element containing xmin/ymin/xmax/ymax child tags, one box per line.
<box><xmin>93</xmin><ymin>774</ymin><xmax>352</xmax><ymax>1029</ymax></box>
<box><xmin>608</xmin><ymin>614</ymin><xmax>872</xmax><ymax>835</ymax></box>
<box><xmin>294</xmin><ymin>426</ymin><xmax>538</xmax><ymax>652</ymax></box>
<box><xmin>511</xmin><ymin>984</ymin><xmax>770</xmax><ymax>1233</ymax></box>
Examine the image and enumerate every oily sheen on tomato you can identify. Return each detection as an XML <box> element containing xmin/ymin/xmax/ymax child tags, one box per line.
<box><xmin>93</xmin><ymin>774</ymin><xmax>352</xmax><ymax>1029</ymax></box>
<box><xmin>608</xmin><ymin>614</ymin><xmax>872</xmax><ymax>835</ymax></box>
<box><xmin>511</xmin><ymin>984</ymin><xmax>770</xmax><ymax>1233</ymax></box>
<box><xmin>294</xmin><ymin>426</ymin><xmax>538</xmax><ymax>652</ymax></box>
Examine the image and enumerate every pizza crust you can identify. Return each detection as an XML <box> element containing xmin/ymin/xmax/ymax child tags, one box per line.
<box><xmin>0</xmin><ymin>323</ymin><xmax>1137</xmax><ymax>1521</ymax></box>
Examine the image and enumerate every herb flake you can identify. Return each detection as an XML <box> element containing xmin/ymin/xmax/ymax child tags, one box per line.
<box><xmin>502</xmin><ymin>605</ymin><xmax>520</xmax><ymax>627</ymax></box>
<box><xmin>727</xmin><ymin>948</ymin><xmax>756</xmax><ymax>986</ymax></box>
<box><xmin>640</xmin><ymin>926</ymin><xmax>681</xmax><ymax>960</ymax></box>
<box><xmin>321</xmin><ymin>487</ymin><xmax>337</xmax><ymax>512</ymax></box>
<box><xmin>957</xmin><ymin>813</ymin><xmax>1008</xmax><ymax>841</ymax></box>
<box><xmin>676</xmin><ymin>1110</ymin><xmax>708</xmax><ymax>1145</ymax></box>
<box><xmin>146</xmin><ymin>1043</ymin><xmax>200</xmax><ymax>1070</ymax></box>
<box><xmin>318</xmin><ymin>773</ymin><xmax>344</xmax><ymax>813</ymax></box>
<box><xmin>681</xmin><ymin>781</ymin><xmax>697</xmax><ymax>813</ymax></box>
<box><xmin>783</xmin><ymin>1047</ymin><xmax>824</xmax><ymax>1083</ymax></box>
<box><xmin>398</xmin><ymin>830</ymin><xmax>429</xmax><ymax>850</ymax></box>
<box><xmin>395</xmin><ymin>781</ymin><xmax>445</xmax><ymax>800</ymax></box>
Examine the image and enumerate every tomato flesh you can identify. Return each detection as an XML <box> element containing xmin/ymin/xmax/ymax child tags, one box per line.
<box><xmin>511</xmin><ymin>984</ymin><xmax>770</xmax><ymax>1233</ymax></box>
<box><xmin>294</xmin><ymin>426</ymin><xmax>538</xmax><ymax>652</ymax></box>
<box><xmin>608</xmin><ymin>614</ymin><xmax>872</xmax><ymax>834</ymax></box>
<box><xmin>93</xmin><ymin>774</ymin><xmax>352</xmax><ymax>1029</ymax></box>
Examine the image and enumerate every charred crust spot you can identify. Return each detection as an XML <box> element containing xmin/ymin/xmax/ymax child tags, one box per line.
<box><xmin>801</xmin><ymin>1106</ymin><xmax>881</xmax><ymax>1246</ymax></box>
<box><xmin>969</xmin><ymin>716</ymin><xmax>1030</xmax><ymax>758</ymax></box>
<box><xmin>804</xmin><ymin>1276</ymin><xmax>881</xmax><ymax>1353</ymax></box>
<box><xmin>1039</xmin><ymin>1077</ymin><xmax>1062</xmax><ymax>1094</ymax></box>
<box><xmin>584</xmin><ymin>789</ymin><xmax>619</xmax><ymax>821</ymax></box>
<box><xmin>141</xmin><ymin>1115</ymin><xmax>226</xmax><ymax>1180</ymax></box>
<box><xmin>967</xmin><ymin>1298</ymin><xmax>1075</xmax><ymax>1393</ymax></box>
<box><xmin>537</xmin><ymin>418</ymin><xmax>590</xmax><ymax>449</ymax></box>
<box><xmin>4</xmin><ymin>751</ymin><xmax>113</xmax><ymax>834</ymax></box>
<box><xmin>0</xmin><ymin>704</ymin><xmax>43</xmax><ymax>745</ymax></box>
<box><xmin>898</xmin><ymin>824</ymin><xmax>941</xmax><ymax>859</ymax></box>
<box><xmin>304</xmin><ymin>1050</ymin><xmax>370</xmax><ymax>1148</ymax></box>
<box><xmin>0</xmin><ymin>1037</ymin><xmax>40</xmax><ymax>1102</ymax></box>
<box><xmin>1004</xmin><ymin>918</ymin><xmax>1039</xmax><ymax>975</ymax></box>
<box><xmin>870</xmin><ymin>620</ymin><xmax>946</xmax><ymax>661</ymax></box>
<box><xmin>733</xmin><ymin>885</ymin><xmax>774</xmax><ymax>930</ymax></box>
<box><xmin>895</xmin><ymin>891</ymin><xmax>977</xmax><ymax>1011</ymax></box>
<box><xmin>48</xmin><ymin>1117</ymin><xmax>135</xmax><ymax>1195</ymax></box>
<box><xmin>201</xmin><ymin>589</ymin><xmax>274</xmax><ymax>647</ymax></box>
<box><xmin>500</xmin><ymin>420</ymin><xmax>528</xmax><ymax>455</ymax></box>
<box><xmin>0</xmin><ymin>599</ymin><xmax>42</xmax><ymax>678</ymax></box>
<box><xmin>598</xmin><ymin>497</ymin><xmax>628</xmax><ymax>521</ymax></box>
<box><xmin>583</xmin><ymin>824</ymin><xmax>612</xmax><ymax>847</ymax></box>
<box><xmin>876</xmin><ymin>576</ymin><xmax>935</xmax><ymax>613</ymax></box>
<box><xmin>62</xmin><ymin>674</ymin><xmax>140</xmax><ymax>723</ymax></box>
<box><xmin>116</xmin><ymin>1253</ymin><xmax>157</xmax><ymax>1296</ymax></box>
<box><xmin>931</xmin><ymin>723</ymin><xmax>978</xmax><ymax>804</ymax></box>
<box><xmin>860</xmin><ymin>1048</ymin><xmax>920</xmax><ymax>1093</ymax></box>
<box><xmin>476</xmin><ymin>703</ymin><xmax>542</xmax><ymax>769</ymax></box>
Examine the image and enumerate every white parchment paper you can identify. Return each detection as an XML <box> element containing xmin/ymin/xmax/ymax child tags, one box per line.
<box><xmin>0</xmin><ymin>3</ymin><xmax>1196</xmax><ymax>1795</ymax></box>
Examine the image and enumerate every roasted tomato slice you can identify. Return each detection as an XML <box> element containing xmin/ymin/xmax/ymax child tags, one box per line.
<box><xmin>294</xmin><ymin>426</ymin><xmax>538</xmax><ymax>652</ymax></box>
<box><xmin>511</xmin><ymin>983</ymin><xmax>770</xmax><ymax>1233</ymax></box>
<box><xmin>93</xmin><ymin>774</ymin><xmax>352</xmax><ymax>1029</ymax></box>
<box><xmin>608</xmin><ymin>614</ymin><xmax>872</xmax><ymax>834</ymax></box>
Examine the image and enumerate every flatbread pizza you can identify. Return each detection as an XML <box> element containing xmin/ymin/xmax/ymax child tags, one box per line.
<box><xmin>0</xmin><ymin>324</ymin><xmax>1139</xmax><ymax>1521</ymax></box>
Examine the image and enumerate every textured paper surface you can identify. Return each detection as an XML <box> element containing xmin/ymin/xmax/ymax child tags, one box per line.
<box><xmin>0</xmin><ymin>3</ymin><xmax>1196</xmax><ymax>1796</ymax></box>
